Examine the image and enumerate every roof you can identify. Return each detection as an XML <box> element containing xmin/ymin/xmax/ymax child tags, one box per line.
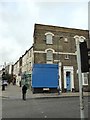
<box><xmin>34</xmin><ymin>23</ymin><xmax>88</xmax><ymax>31</ymax></box>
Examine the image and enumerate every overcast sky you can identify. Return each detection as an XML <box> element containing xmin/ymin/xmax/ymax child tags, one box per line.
<box><xmin>0</xmin><ymin>0</ymin><xmax>89</xmax><ymax>70</ymax></box>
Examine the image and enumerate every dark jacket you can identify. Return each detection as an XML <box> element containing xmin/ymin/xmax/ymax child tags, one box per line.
<box><xmin>22</xmin><ymin>85</ymin><xmax>27</xmax><ymax>94</ymax></box>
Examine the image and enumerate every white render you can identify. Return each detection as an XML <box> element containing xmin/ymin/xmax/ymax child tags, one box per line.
<box><xmin>16</xmin><ymin>76</ymin><xmax>21</xmax><ymax>86</ymax></box>
<box><xmin>34</xmin><ymin>50</ymin><xmax>76</xmax><ymax>55</ymax></box>
<box><xmin>13</xmin><ymin>47</ymin><xmax>34</xmax><ymax>86</ymax></box>
<box><xmin>58</xmin><ymin>62</ymin><xmax>62</xmax><ymax>91</ymax></box>
<box><xmin>22</xmin><ymin>47</ymin><xmax>33</xmax><ymax>74</ymax></box>
<box><xmin>13</xmin><ymin>61</ymin><xmax>19</xmax><ymax>76</ymax></box>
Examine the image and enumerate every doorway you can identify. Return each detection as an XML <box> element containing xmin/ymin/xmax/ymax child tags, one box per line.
<box><xmin>66</xmin><ymin>72</ymin><xmax>71</xmax><ymax>91</ymax></box>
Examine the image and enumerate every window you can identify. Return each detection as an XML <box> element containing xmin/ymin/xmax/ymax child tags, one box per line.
<box><xmin>46</xmin><ymin>50</ymin><xmax>53</xmax><ymax>63</ymax></box>
<box><xmin>64</xmin><ymin>38</ymin><xmax>68</xmax><ymax>42</ymax></box>
<box><xmin>46</xmin><ymin>34</ymin><xmax>53</xmax><ymax>44</ymax></box>
<box><xmin>45</xmin><ymin>32</ymin><xmax>54</xmax><ymax>44</ymax></box>
<box><xmin>29</xmin><ymin>51</ymin><xmax>31</xmax><ymax>57</ymax></box>
<box><xmin>65</xmin><ymin>55</ymin><xmax>69</xmax><ymax>59</ymax></box>
<box><xmin>82</xmin><ymin>73</ymin><xmax>88</xmax><ymax>85</ymax></box>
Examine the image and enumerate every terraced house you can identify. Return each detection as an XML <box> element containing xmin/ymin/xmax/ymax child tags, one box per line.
<box><xmin>13</xmin><ymin>46</ymin><xmax>34</xmax><ymax>86</ymax></box>
<box><xmin>13</xmin><ymin>23</ymin><xmax>90</xmax><ymax>92</ymax></box>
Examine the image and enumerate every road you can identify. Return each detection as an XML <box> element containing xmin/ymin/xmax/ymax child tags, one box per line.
<box><xmin>2</xmin><ymin>97</ymin><xmax>89</xmax><ymax>118</ymax></box>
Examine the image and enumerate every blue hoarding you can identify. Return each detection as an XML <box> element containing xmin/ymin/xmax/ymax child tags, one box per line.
<box><xmin>32</xmin><ymin>64</ymin><xmax>58</xmax><ymax>88</ymax></box>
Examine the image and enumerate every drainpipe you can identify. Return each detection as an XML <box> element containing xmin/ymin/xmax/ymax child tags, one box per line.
<box><xmin>58</xmin><ymin>62</ymin><xmax>62</xmax><ymax>93</ymax></box>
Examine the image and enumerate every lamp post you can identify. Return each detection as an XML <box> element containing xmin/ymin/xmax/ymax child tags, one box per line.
<box><xmin>74</xmin><ymin>36</ymin><xmax>85</xmax><ymax>119</ymax></box>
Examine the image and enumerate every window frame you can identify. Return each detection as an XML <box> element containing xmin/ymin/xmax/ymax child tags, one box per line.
<box><xmin>46</xmin><ymin>50</ymin><xmax>53</xmax><ymax>63</ymax></box>
<box><xmin>45</xmin><ymin>32</ymin><xmax>54</xmax><ymax>45</ymax></box>
<box><xmin>64</xmin><ymin>38</ymin><xmax>68</xmax><ymax>42</ymax></box>
<box><xmin>65</xmin><ymin>54</ymin><xmax>69</xmax><ymax>60</ymax></box>
<box><xmin>82</xmin><ymin>73</ymin><xmax>88</xmax><ymax>86</ymax></box>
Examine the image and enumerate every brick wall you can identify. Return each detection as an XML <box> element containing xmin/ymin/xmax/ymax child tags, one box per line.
<box><xmin>33</xmin><ymin>24</ymin><xmax>89</xmax><ymax>92</ymax></box>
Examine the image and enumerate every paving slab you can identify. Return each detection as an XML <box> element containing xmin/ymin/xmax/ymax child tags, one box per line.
<box><xmin>0</xmin><ymin>84</ymin><xmax>89</xmax><ymax>99</ymax></box>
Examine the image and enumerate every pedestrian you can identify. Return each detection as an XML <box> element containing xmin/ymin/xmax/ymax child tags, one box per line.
<box><xmin>19</xmin><ymin>81</ymin><xmax>21</xmax><ymax>87</ymax></box>
<box><xmin>2</xmin><ymin>83</ymin><xmax>5</xmax><ymax>91</ymax></box>
<box><xmin>2</xmin><ymin>72</ymin><xmax>6</xmax><ymax>91</ymax></box>
<box><xmin>57</xmin><ymin>85</ymin><xmax>60</xmax><ymax>95</ymax></box>
<box><xmin>22</xmin><ymin>85</ymin><xmax>27</xmax><ymax>100</ymax></box>
<box><xmin>13</xmin><ymin>78</ymin><xmax>16</xmax><ymax>85</ymax></box>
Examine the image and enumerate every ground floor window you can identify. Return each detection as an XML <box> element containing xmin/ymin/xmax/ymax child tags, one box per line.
<box><xmin>46</xmin><ymin>50</ymin><xmax>53</xmax><ymax>64</ymax></box>
<box><xmin>82</xmin><ymin>73</ymin><xmax>88</xmax><ymax>85</ymax></box>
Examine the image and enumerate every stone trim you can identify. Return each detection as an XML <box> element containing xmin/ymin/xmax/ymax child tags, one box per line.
<box><xmin>45</xmin><ymin>48</ymin><xmax>55</xmax><ymax>53</ymax></box>
<box><xmin>34</xmin><ymin>50</ymin><xmax>76</xmax><ymax>55</ymax></box>
<box><xmin>45</xmin><ymin>32</ymin><xmax>54</xmax><ymax>36</ymax></box>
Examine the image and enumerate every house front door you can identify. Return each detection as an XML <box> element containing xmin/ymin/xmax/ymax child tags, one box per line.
<box><xmin>66</xmin><ymin>72</ymin><xmax>71</xmax><ymax>91</ymax></box>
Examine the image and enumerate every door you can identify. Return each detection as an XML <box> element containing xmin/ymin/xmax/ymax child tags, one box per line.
<box><xmin>66</xmin><ymin>72</ymin><xmax>71</xmax><ymax>91</ymax></box>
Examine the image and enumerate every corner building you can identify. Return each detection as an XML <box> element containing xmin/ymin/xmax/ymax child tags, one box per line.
<box><xmin>33</xmin><ymin>24</ymin><xmax>89</xmax><ymax>92</ymax></box>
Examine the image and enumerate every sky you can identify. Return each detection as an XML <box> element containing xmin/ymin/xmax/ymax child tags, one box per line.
<box><xmin>0</xmin><ymin>0</ymin><xmax>89</xmax><ymax>70</ymax></box>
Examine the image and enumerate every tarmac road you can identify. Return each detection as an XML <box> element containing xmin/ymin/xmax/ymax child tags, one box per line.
<box><xmin>2</xmin><ymin>97</ymin><xmax>89</xmax><ymax>118</ymax></box>
<box><xmin>1</xmin><ymin>84</ymin><xmax>89</xmax><ymax>118</ymax></box>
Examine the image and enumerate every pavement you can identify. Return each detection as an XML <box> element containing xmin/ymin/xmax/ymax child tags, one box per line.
<box><xmin>0</xmin><ymin>84</ymin><xmax>90</xmax><ymax>99</ymax></box>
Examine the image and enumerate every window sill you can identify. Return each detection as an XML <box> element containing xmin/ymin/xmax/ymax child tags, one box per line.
<box><xmin>83</xmin><ymin>84</ymin><xmax>88</xmax><ymax>86</ymax></box>
<box><xmin>65</xmin><ymin>58</ymin><xmax>69</xmax><ymax>60</ymax></box>
<box><xmin>46</xmin><ymin>43</ymin><xmax>53</xmax><ymax>45</ymax></box>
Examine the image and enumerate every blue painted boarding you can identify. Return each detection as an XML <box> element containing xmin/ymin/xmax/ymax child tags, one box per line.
<box><xmin>32</xmin><ymin>64</ymin><xmax>58</xmax><ymax>88</ymax></box>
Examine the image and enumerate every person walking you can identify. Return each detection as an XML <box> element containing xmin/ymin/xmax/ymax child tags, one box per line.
<box><xmin>57</xmin><ymin>85</ymin><xmax>60</xmax><ymax>95</ymax></box>
<box><xmin>22</xmin><ymin>85</ymin><xmax>27</xmax><ymax>100</ymax></box>
<box><xmin>2</xmin><ymin>72</ymin><xmax>6</xmax><ymax>91</ymax></box>
<box><xmin>19</xmin><ymin>81</ymin><xmax>21</xmax><ymax>87</ymax></box>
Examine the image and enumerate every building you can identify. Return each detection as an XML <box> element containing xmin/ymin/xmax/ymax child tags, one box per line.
<box><xmin>0</xmin><ymin>63</ymin><xmax>13</xmax><ymax>84</ymax></box>
<box><xmin>0</xmin><ymin>69</ymin><xmax>3</xmax><ymax>81</ymax></box>
<box><xmin>13</xmin><ymin>46</ymin><xmax>33</xmax><ymax>86</ymax></box>
<box><xmin>22</xmin><ymin>46</ymin><xmax>33</xmax><ymax>74</ymax></box>
<box><xmin>33</xmin><ymin>24</ymin><xmax>89</xmax><ymax>92</ymax></box>
<box><xmin>13</xmin><ymin>59</ymin><xmax>20</xmax><ymax>85</ymax></box>
<box><xmin>5</xmin><ymin>63</ymin><xmax>13</xmax><ymax>75</ymax></box>
<box><xmin>13</xmin><ymin>23</ymin><xmax>89</xmax><ymax>92</ymax></box>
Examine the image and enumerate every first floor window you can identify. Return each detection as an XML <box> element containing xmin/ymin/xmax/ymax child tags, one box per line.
<box><xmin>65</xmin><ymin>54</ymin><xmax>69</xmax><ymax>59</ymax></box>
<box><xmin>46</xmin><ymin>50</ymin><xmax>53</xmax><ymax>63</ymax></box>
<box><xmin>82</xmin><ymin>73</ymin><xmax>88</xmax><ymax>85</ymax></box>
<box><xmin>46</xmin><ymin>34</ymin><xmax>53</xmax><ymax>44</ymax></box>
